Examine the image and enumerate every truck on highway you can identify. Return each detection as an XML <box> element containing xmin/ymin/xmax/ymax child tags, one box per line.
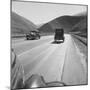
<box><xmin>26</xmin><ymin>31</ymin><xmax>40</xmax><ymax>40</ymax></box>
<box><xmin>54</xmin><ymin>28</ymin><xmax>64</xmax><ymax>43</ymax></box>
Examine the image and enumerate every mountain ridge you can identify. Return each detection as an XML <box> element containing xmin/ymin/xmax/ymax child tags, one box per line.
<box><xmin>11</xmin><ymin>12</ymin><xmax>37</xmax><ymax>35</ymax></box>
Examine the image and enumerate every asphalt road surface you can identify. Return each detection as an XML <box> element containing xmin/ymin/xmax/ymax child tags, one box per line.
<box><xmin>12</xmin><ymin>34</ymin><xmax>87</xmax><ymax>85</ymax></box>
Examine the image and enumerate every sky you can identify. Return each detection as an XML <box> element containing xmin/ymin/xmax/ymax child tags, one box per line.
<box><xmin>12</xmin><ymin>1</ymin><xmax>87</xmax><ymax>25</ymax></box>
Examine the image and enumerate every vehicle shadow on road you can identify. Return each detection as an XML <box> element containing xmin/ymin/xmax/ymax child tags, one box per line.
<box><xmin>51</xmin><ymin>41</ymin><xmax>63</xmax><ymax>44</ymax></box>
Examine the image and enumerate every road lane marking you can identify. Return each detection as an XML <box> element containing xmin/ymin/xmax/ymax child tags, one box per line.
<box><xmin>23</xmin><ymin>44</ymin><xmax>57</xmax><ymax>76</ymax></box>
<box><xmin>12</xmin><ymin>36</ymin><xmax>53</xmax><ymax>46</ymax></box>
<box><xmin>13</xmin><ymin>36</ymin><xmax>53</xmax><ymax>55</ymax></box>
<box><xmin>24</xmin><ymin>34</ymin><xmax>71</xmax><ymax>81</ymax></box>
<box><xmin>18</xmin><ymin>40</ymin><xmax>53</xmax><ymax>57</ymax></box>
<box><xmin>21</xmin><ymin>44</ymin><xmax>52</xmax><ymax>66</ymax></box>
<box><xmin>25</xmin><ymin>44</ymin><xmax>59</xmax><ymax>80</ymax></box>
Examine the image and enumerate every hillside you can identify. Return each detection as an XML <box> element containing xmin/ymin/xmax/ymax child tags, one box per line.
<box><xmin>11</xmin><ymin>12</ymin><xmax>37</xmax><ymax>36</ymax></box>
<box><xmin>70</xmin><ymin>18</ymin><xmax>87</xmax><ymax>36</ymax></box>
<box><xmin>38</xmin><ymin>14</ymin><xmax>87</xmax><ymax>33</ymax></box>
<box><xmin>70</xmin><ymin>17</ymin><xmax>87</xmax><ymax>46</ymax></box>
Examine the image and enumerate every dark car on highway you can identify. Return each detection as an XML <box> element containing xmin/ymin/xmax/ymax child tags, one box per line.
<box><xmin>26</xmin><ymin>31</ymin><xmax>40</xmax><ymax>40</ymax></box>
<box><xmin>54</xmin><ymin>28</ymin><xmax>64</xmax><ymax>43</ymax></box>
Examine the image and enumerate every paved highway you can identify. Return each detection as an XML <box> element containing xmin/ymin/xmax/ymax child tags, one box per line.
<box><xmin>12</xmin><ymin>34</ymin><xmax>87</xmax><ymax>85</ymax></box>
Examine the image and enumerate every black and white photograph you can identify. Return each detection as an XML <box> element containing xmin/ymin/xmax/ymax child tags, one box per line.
<box><xmin>11</xmin><ymin>0</ymin><xmax>88</xmax><ymax>89</ymax></box>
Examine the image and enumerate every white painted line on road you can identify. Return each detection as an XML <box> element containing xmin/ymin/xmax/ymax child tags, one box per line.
<box><xmin>24</xmin><ymin>45</ymin><xmax>52</xmax><ymax>66</ymax></box>
<box><xmin>25</xmin><ymin>44</ymin><xmax>59</xmax><ymax>80</ymax></box>
<box><xmin>13</xmin><ymin>36</ymin><xmax>53</xmax><ymax>46</ymax></box>
<box><xmin>18</xmin><ymin>40</ymin><xmax>52</xmax><ymax>57</ymax></box>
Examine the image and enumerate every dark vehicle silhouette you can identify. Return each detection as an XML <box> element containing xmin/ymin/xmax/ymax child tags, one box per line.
<box><xmin>26</xmin><ymin>31</ymin><xmax>40</xmax><ymax>40</ymax></box>
<box><xmin>54</xmin><ymin>28</ymin><xmax>64</xmax><ymax>43</ymax></box>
